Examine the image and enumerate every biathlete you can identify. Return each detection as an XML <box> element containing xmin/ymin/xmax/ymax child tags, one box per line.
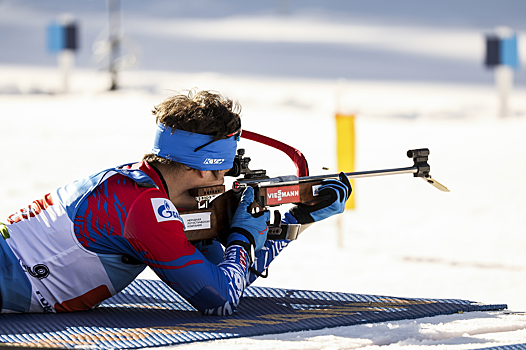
<box><xmin>0</xmin><ymin>90</ymin><xmax>351</xmax><ymax>316</ymax></box>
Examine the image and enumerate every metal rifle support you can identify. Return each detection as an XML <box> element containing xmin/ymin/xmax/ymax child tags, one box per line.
<box><xmin>407</xmin><ymin>149</ymin><xmax>449</xmax><ymax>191</ymax></box>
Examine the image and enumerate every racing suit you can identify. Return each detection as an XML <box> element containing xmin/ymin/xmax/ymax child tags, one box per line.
<box><xmin>0</xmin><ymin>161</ymin><xmax>289</xmax><ymax>315</ymax></box>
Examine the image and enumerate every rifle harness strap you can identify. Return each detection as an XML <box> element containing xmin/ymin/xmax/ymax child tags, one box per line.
<box><xmin>249</xmin><ymin>266</ymin><xmax>269</xmax><ymax>279</ymax></box>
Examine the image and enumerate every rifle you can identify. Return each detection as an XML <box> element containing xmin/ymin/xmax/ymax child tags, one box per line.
<box><xmin>180</xmin><ymin>132</ymin><xmax>449</xmax><ymax>243</ymax></box>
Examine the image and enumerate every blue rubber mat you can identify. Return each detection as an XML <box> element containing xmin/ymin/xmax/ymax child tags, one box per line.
<box><xmin>477</xmin><ymin>345</ymin><xmax>526</xmax><ymax>350</ymax></box>
<box><xmin>0</xmin><ymin>279</ymin><xmax>507</xmax><ymax>349</ymax></box>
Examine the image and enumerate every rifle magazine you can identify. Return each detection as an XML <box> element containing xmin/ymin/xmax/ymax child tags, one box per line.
<box><xmin>267</xmin><ymin>224</ymin><xmax>301</xmax><ymax>241</ymax></box>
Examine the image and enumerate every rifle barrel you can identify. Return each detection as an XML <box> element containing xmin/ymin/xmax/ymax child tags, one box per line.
<box><xmin>236</xmin><ymin>166</ymin><xmax>420</xmax><ymax>187</ymax></box>
<box><xmin>299</xmin><ymin>166</ymin><xmax>419</xmax><ymax>182</ymax></box>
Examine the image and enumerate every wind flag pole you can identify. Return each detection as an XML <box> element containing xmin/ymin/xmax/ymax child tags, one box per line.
<box><xmin>108</xmin><ymin>0</ymin><xmax>121</xmax><ymax>91</ymax></box>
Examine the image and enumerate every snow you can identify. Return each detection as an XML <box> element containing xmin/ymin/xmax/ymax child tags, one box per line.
<box><xmin>2</xmin><ymin>1</ymin><xmax>526</xmax><ymax>348</ymax></box>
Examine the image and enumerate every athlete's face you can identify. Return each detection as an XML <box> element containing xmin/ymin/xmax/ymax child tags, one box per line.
<box><xmin>203</xmin><ymin>169</ymin><xmax>230</xmax><ymax>187</ymax></box>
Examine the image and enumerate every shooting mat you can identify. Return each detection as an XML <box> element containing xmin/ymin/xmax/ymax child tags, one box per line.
<box><xmin>0</xmin><ymin>279</ymin><xmax>506</xmax><ymax>349</ymax></box>
<box><xmin>479</xmin><ymin>345</ymin><xmax>526</xmax><ymax>350</ymax></box>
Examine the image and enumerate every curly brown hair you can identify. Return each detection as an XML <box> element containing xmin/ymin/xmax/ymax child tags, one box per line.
<box><xmin>143</xmin><ymin>90</ymin><xmax>242</xmax><ymax>170</ymax></box>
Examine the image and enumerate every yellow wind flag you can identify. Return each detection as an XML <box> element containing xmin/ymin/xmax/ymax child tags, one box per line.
<box><xmin>335</xmin><ymin>114</ymin><xmax>355</xmax><ymax>210</ymax></box>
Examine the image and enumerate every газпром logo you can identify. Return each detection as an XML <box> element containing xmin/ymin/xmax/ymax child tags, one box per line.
<box><xmin>151</xmin><ymin>198</ymin><xmax>183</xmax><ymax>224</ymax></box>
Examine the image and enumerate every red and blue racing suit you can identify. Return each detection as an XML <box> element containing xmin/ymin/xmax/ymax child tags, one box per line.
<box><xmin>0</xmin><ymin>161</ymin><xmax>289</xmax><ymax>315</ymax></box>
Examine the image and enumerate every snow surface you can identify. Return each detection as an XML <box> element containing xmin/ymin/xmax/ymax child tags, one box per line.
<box><xmin>2</xmin><ymin>1</ymin><xmax>526</xmax><ymax>348</ymax></box>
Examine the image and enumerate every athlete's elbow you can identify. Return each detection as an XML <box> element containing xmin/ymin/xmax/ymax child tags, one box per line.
<box><xmin>200</xmin><ymin>300</ymin><xmax>237</xmax><ymax>316</ymax></box>
<box><xmin>188</xmin><ymin>286</ymin><xmax>239</xmax><ymax>316</ymax></box>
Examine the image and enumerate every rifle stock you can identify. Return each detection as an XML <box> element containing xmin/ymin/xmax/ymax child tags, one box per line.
<box><xmin>180</xmin><ymin>180</ymin><xmax>326</xmax><ymax>242</ymax></box>
<box><xmin>180</xmin><ymin>189</ymin><xmax>241</xmax><ymax>242</ymax></box>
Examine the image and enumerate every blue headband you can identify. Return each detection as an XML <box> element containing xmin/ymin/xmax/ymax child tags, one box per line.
<box><xmin>152</xmin><ymin>124</ymin><xmax>238</xmax><ymax>171</ymax></box>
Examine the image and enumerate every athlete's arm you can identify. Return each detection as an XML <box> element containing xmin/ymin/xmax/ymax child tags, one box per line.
<box><xmin>245</xmin><ymin>211</ymin><xmax>295</xmax><ymax>285</ymax></box>
<box><xmin>123</xmin><ymin>190</ymin><xmax>250</xmax><ymax>316</ymax></box>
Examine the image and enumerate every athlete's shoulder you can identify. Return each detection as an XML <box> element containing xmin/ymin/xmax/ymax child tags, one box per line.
<box><xmin>120</xmin><ymin>161</ymin><xmax>169</xmax><ymax>194</ymax></box>
<box><xmin>122</xmin><ymin>182</ymin><xmax>189</xmax><ymax>261</ymax></box>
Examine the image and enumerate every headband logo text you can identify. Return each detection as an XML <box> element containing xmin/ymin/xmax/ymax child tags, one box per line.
<box><xmin>203</xmin><ymin>158</ymin><xmax>225</xmax><ymax>165</ymax></box>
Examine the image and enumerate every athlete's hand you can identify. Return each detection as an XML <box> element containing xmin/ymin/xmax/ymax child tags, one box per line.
<box><xmin>288</xmin><ymin>172</ymin><xmax>352</xmax><ymax>224</ymax></box>
<box><xmin>228</xmin><ymin>186</ymin><xmax>270</xmax><ymax>252</ymax></box>
<box><xmin>193</xmin><ymin>239</ymin><xmax>224</xmax><ymax>265</ymax></box>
